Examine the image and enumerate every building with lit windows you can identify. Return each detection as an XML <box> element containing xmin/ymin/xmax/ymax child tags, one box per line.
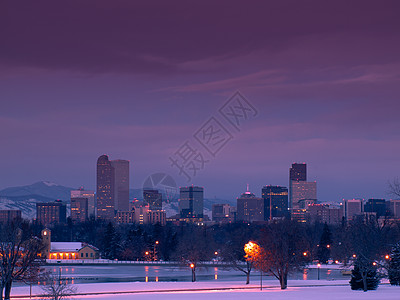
<box><xmin>179</xmin><ymin>186</ymin><xmax>204</xmax><ymax>219</ymax></box>
<box><xmin>236</xmin><ymin>185</ymin><xmax>264</xmax><ymax>222</ymax></box>
<box><xmin>290</xmin><ymin>181</ymin><xmax>317</xmax><ymax>209</ymax></box>
<box><xmin>36</xmin><ymin>200</ymin><xmax>66</xmax><ymax>226</ymax></box>
<box><xmin>96</xmin><ymin>155</ymin><xmax>115</xmax><ymax>220</ymax></box>
<box><xmin>0</xmin><ymin>209</ymin><xmax>21</xmax><ymax>224</ymax></box>
<box><xmin>143</xmin><ymin>189</ymin><xmax>162</xmax><ymax>210</ymax></box>
<box><xmin>341</xmin><ymin>199</ymin><xmax>363</xmax><ymax>221</ymax></box>
<box><xmin>148</xmin><ymin>210</ymin><xmax>166</xmax><ymax>225</ymax></box>
<box><xmin>262</xmin><ymin>185</ymin><xmax>288</xmax><ymax>220</ymax></box>
<box><xmin>41</xmin><ymin>229</ymin><xmax>99</xmax><ymax>260</ymax></box>
<box><xmin>212</xmin><ymin>204</ymin><xmax>236</xmax><ymax>222</ymax></box>
<box><xmin>71</xmin><ymin>197</ymin><xmax>88</xmax><ymax>223</ymax></box>
<box><xmin>71</xmin><ymin>188</ymin><xmax>95</xmax><ymax>218</ymax></box>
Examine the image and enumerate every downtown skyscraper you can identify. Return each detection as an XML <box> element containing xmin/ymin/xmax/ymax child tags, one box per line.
<box><xmin>289</xmin><ymin>163</ymin><xmax>317</xmax><ymax>209</ymax></box>
<box><xmin>179</xmin><ymin>186</ymin><xmax>204</xmax><ymax>219</ymax></box>
<box><xmin>111</xmin><ymin>159</ymin><xmax>130</xmax><ymax>211</ymax></box>
<box><xmin>96</xmin><ymin>155</ymin><xmax>115</xmax><ymax>220</ymax></box>
<box><xmin>96</xmin><ymin>155</ymin><xmax>130</xmax><ymax>220</ymax></box>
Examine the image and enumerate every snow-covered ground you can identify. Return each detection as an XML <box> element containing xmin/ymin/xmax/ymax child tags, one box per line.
<box><xmin>10</xmin><ymin>280</ymin><xmax>400</xmax><ymax>300</ymax></box>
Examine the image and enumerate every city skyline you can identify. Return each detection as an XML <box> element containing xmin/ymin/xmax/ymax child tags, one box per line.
<box><xmin>1</xmin><ymin>1</ymin><xmax>400</xmax><ymax>203</ymax></box>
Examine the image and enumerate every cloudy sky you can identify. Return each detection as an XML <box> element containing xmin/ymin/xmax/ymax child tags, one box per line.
<box><xmin>1</xmin><ymin>0</ymin><xmax>400</xmax><ymax>202</ymax></box>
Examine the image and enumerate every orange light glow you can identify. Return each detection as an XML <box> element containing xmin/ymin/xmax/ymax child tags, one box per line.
<box><xmin>385</xmin><ymin>255</ymin><xmax>390</xmax><ymax>260</ymax></box>
<box><xmin>190</xmin><ymin>263</ymin><xmax>195</xmax><ymax>269</ymax></box>
<box><xmin>317</xmin><ymin>263</ymin><xmax>321</xmax><ymax>268</ymax></box>
<box><xmin>373</xmin><ymin>262</ymin><xmax>377</xmax><ymax>266</ymax></box>
<box><xmin>303</xmin><ymin>252</ymin><xmax>307</xmax><ymax>256</ymax></box>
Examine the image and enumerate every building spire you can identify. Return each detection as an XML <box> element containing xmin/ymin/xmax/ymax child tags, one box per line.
<box><xmin>246</xmin><ymin>183</ymin><xmax>249</xmax><ymax>193</ymax></box>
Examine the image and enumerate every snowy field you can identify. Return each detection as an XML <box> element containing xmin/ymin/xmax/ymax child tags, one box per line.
<box><xmin>10</xmin><ymin>280</ymin><xmax>400</xmax><ymax>300</ymax></box>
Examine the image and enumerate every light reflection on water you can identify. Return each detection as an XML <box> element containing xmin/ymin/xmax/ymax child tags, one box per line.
<box><xmin>33</xmin><ymin>265</ymin><xmax>345</xmax><ymax>285</ymax></box>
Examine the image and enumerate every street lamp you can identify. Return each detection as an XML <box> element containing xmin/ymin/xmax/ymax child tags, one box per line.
<box><xmin>190</xmin><ymin>263</ymin><xmax>195</xmax><ymax>282</ymax></box>
<box><xmin>153</xmin><ymin>241</ymin><xmax>159</xmax><ymax>261</ymax></box>
<box><xmin>317</xmin><ymin>263</ymin><xmax>321</xmax><ymax>280</ymax></box>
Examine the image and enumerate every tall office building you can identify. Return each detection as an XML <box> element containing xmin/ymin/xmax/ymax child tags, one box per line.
<box><xmin>290</xmin><ymin>163</ymin><xmax>307</xmax><ymax>182</ymax></box>
<box><xmin>364</xmin><ymin>199</ymin><xmax>387</xmax><ymax>218</ymax></box>
<box><xmin>262</xmin><ymin>185</ymin><xmax>288</xmax><ymax>220</ymax></box>
<box><xmin>289</xmin><ymin>163</ymin><xmax>317</xmax><ymax>209</ymax></box>
<box><xmin>179</xmin><ymin>186</ymin><xmax>204</xmax><ymax>218</ymax></box>
<box><xmin>71</xmin><ymin>197</ymin><xmax>88</xmax><ymax>223</ymax></box>
<box><xmin>341</xmin><ymin>199</ymin><xmax>363</xmax><ymax>221</ymax></box>
<box><xmin>71</xmin><ymin>188</ymin><xmax>95</xmax><ymax>218</ymax></box>
<box><xmin>111</xmin><ymin>159</ymin><xmax>130</xmax><ymax>211</ymax></box>
<box><xmin>96</xmin><ymin>155</ymin><xmax>115</xmax><ymax>220</ymax></box>
<box><xmin>143</xmin><ymin>189</ymin><xmax>162</xmax><ymax>210</ymax></box>
<box><xmin>290</xmin><ymin>181</ymin><xmax>317</xmax><ymax>209</ymax></box>
<box><xmin>236</xmin><ymin>185</ymin><xmax>264</xmax><ymax>222</ymax></box>
<box><xmin>36</xmin><ymin>200</ymin><xmax>67</xmax><ymax>226</ymax></box>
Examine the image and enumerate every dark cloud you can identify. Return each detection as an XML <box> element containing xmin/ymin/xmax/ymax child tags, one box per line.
<box><xmin>1</xmin><ymin>1</ymin><xmax>400</xmax><ymax>74</ymax></box>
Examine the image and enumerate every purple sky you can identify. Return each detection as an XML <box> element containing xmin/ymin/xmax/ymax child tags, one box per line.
<box><xmin>1</xmin><ymin>1</ymin><xmax>400</xmax><ymax>202</ymax></box>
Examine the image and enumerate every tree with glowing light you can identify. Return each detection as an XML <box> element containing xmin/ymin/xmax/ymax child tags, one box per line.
<box><xmin>246</xmin><ymin>220</ymin><xmax>309</xmax><ymax>289</ymax></box>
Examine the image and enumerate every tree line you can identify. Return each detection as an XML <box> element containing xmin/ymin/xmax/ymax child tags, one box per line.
<box><xmin>2</xmin><ymin>216</ymin><xmax>400</xmax><ymax>299</ymax></box>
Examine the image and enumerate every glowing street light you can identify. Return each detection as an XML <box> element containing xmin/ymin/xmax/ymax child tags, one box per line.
<box><xmin>317</xmin><ymin>263</ymin><xmax>321</xmax><ymax>280</ymax></box>
<box><xmin>385</xmin><ymin>255</ymin><xmax>390</xmax><ymax>260</ymax></box>
<box><xmin>190</xmin><ymin>263</ymin><xmax>195</xmax><ymax>282</ymax></box>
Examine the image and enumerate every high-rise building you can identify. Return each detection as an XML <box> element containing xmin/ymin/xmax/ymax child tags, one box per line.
<box><xmin>289</xmin><ymin>163</ymin><xmax>310</xmax><ymax>209</ymax></box>
<box><xmin>143</xmin><ymin>189</ymin><xmax>162</xmax><ymax>210</ymax></box>
<box><xmin>179</xmin><ymin>186</ymin><xmax>204</xmax><ymax>219</ymax></box>
<box><xmin>290</xmin><ymin>163</ymin><xmax>307</xmax><ymax>182</ymax></box>
<box><xmin>364</xmin><ymin>199</ymin><xmax>387</xmax><ymax>218</ymax></box>
<box><xmin>96</xmin><ymin>155</ymin><xmax>115</xmax><ymax>220</ymax></box>
<box><xmin>236</xmin><ymin>185</ymin><xmax>264</xmax><ymax>223</ymax></box>
<box><xmin>36</xmin><ymin>200</ymin><xmax>67</xmax><ymax>226</ymax></box>
<box><xmin>0</xmin><ymin>210</ymin><xmax>21</xmax><ymax>224</ymax></box>
<box><xmin>111</xmin><ymin>159</ymin><xmax>130</xmax><ymax>211</ymax></box>
<box><xmin>290</xmin><ymin>181</ymin><xmax>317</xmax><ymax>209</ymax></box>
<box><xmin>71</xmin><ymin>188</ymin><xmax>95</xmax><ymax>218</ymax></box>
<box><xmin>71</xmin><ymin>197</ymin><xmax>88</xmax><ymax>223</ymax></box>
<box><xmin>341</xmin><ymin>199</ymin><xmax>363</xmax><ymax>221</ymax></box>
<box><xmin>262</xmin><ymin>185</ymin><xmax>288</xmax><ymax>220</ymax></box>
<box><xmin>307</xmin><ymin>204</ymin><xmax>342</xmax><ymax>225</ymax></box>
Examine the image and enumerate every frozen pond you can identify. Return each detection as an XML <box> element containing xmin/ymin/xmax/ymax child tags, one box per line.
<box><xmin>41</xmin><ymin>265</ymin><xmax>346</xmax><ymax>284</ymax></box>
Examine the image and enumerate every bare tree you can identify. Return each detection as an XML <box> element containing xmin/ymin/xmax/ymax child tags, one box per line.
<box><xmin>255</xmin><ymin>220</ymin><xmax>310</xmax><ymax>289</ymax></box>
<box><xmin>0</xmin><ymin>219</ymin><xmax>45</xmax><ymax>300</ymax></box>
<box><xmin>173</xmin><ymin>226</ymin><xmax>212</xmax><ymax>282</ymax></box>
<box><xmin>40</xmin><ymin>273</ymin><xmax>77</xmax><ymax>300</ymax></box>
<box><xmin>389</xmin><ymin>177</ymin><xmax>400</xmax><ymax>198</ymax></box>
<box><xmin>220</xmin><ymin>240</ymin><xmax>253</xmax><ymax>284</ymax></box>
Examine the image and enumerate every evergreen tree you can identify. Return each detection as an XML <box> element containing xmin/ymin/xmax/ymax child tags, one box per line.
<box><xmin>102</xmin><ymin>222</ymin><xmax>122</xmax><ymax>259</ymax></box>
<box><xmin>317</xmin><ymin>223</ymin><xmax>332</xmax><ymax>264</ymax></box>
<box><xmin>350</xmin><ymin>256</ymin><xmax>380</xmax><ymax>291</ymax></box>
<box><xmin>388</xmin><ymin>242</ymin><xmax>400</xmax><ymax>285</ymax></box>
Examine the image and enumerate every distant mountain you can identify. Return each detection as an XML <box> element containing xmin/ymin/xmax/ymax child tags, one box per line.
<box><xmin>0</xmin><ymin>181</ymin><xmax>75</xmax><ymax>219</ymax></box>
<box><xmin>0</xmin><ymin>181</ymin><xmax>74</xmax><ymax>201</ymax></box>
<box><xmin>0</xmin><ymin>195</ymin><xmax>60</xmax><ymax>219</ymax></box>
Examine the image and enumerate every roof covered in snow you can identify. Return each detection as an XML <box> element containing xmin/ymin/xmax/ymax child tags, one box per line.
<box><xmin>50</xmin><ymin>242</ymin><xmax>83</xmax><ymax>252</ymax></box>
